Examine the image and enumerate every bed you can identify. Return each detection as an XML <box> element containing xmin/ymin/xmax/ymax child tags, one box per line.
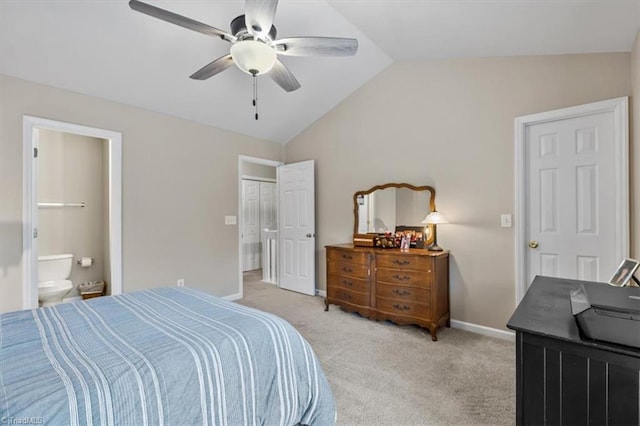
<box><xmin>0</xmin><ymin>287</ymin><xmax>335</xmax><ymax>425</ymax></box>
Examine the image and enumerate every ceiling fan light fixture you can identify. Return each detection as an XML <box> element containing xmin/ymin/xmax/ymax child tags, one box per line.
<box><xmin>129</xmin><ymin>0</ymin><xmax>358</xmax><ymax>95</ymax></box>
<box><xmin>230</xmin><ymin>40</ymin><xmax>276</xmax><ymax>75</ymax></box>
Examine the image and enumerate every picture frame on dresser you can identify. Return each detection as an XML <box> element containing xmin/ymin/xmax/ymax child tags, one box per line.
<box><xmin>395</xmin><ymin>226</ymin><xmax>426</xmax><ymax>249</ymax></box>
<box><xmin>608</xmin><ymin>258</ymin><xmax>640</xmax><ymax>287</ymax></box>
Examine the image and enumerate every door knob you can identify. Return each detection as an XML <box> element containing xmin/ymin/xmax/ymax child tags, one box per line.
<box><xmin>529</xmin><ymin>240</ymin><xmax>539</xmax><ymax>249</ymax></box>
<box><xmin>306</xmin><ymin>233</ymin><xmax>315</xmax><ymax>238</ymax></box>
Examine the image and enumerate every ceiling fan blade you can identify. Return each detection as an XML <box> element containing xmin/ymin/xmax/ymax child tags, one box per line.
<box><xmin>129</xmin><ymin>0</ymin><xmax>235</xmax><ymax>42</ymax></box>
<box><xmin>273</xmin><ymin>37</ymin><xmax>358</xmax><ymax>56</ymax></box>
<box><xmin>245</xmin><ymin>0</ymin><xmax>278</xmax><ymax>38</ymax></box>
<box><xmin>189</xmin><ymin>55</ymin><xmax>235</xmax><ymax>80</ymax></box>
<box><xmin>269</xmin><ymin>60</ymin><xmax>301</xmax><ymax>92</ymax></box>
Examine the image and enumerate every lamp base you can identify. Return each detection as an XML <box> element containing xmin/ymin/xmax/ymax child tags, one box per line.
<box><xmin>428</xmin><ymin>243</ymin><xmax>444</xmax><ymax>252</ymax></box>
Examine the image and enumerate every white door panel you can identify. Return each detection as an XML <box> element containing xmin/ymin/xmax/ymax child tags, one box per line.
<box><xmin>517</xmin><ymin>98</ymin><xmax>629</xmax><ymax>301</ymax></box>
<box><xmin>278</xmin><ymin>160</ymin><xmax>315</xmax><ymax>296</ymax></box>
<box><xmin>527</xmin><ymin>111</ymin><xmax>616</xmax><ymax>284</ymax></box>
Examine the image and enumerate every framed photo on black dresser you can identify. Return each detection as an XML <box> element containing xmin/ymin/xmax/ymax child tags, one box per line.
<box><xmin>608</xmin><ymin>258</ymin><xmax>640</xmax><ymax>287</ymax></box>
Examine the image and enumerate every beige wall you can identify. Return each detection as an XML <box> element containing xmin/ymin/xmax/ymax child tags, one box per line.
<box><xmin>632</xmin><ymin>31</ymin><xmax>640</xmax><ymax>258</ymax></box>
<box><xmin>242</xmin><ymin>162</ymin><xmax>277</xmax><ymax>179</ymax></box>
<box><xmin>1</xmin><ymin>49</ymin><xmax>636</xmax><ymax>324</ymax></box>
<box><xmin>0</xmin><ymin>74</ymin><xmax>283</xmax><ymax>313</ymax></box>
<box><xmin>38</xmin><ymin>130</ymin><xmax>106</xmax><ymax>299</ymax></box>
<box><xmin>285</xmin><ymin>53</ymin><xmax>632</xmax><ymax>331</ymax></box>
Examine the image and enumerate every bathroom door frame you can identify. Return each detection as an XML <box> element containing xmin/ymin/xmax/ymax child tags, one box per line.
<box><xmin>22</xmin><ymin>116</ymin><xmax>123</xmax><ymax>309</ymax></box>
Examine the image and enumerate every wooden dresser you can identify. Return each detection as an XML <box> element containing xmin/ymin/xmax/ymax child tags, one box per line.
<box><xmin>325</xmin><ymin>243</ymin><xmax>450</xmax><ymax>340</ymax></box>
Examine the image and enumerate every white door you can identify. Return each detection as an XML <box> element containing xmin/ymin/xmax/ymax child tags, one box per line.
<box><xmin>278</xmin><ymin>160</ymin><xmax>315</xmax><ymax>295</ymax></box>
<box><xmin>516</xmin><ymin>98</ymin><xmax>629</xmax><ymax>301</ymax></box>
<box><xmin>242</xmin><ymin>179</ymin><xmax>260</xmax><ymax>271</ymax></box>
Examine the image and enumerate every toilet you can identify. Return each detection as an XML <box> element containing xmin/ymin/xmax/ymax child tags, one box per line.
<box><xmin>38</xmin><ymin>254</ymin><xmax>74</xmax><ymax>307</ymax></box>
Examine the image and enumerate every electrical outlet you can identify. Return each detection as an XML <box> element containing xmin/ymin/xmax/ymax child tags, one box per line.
<box><xmin>501</xmin><ymin>214</ymin><xmax>512</xmax><ymax>228</ymax></box>
<box><xmin>177</xmin><ymin>278</ymin><xmax>185</xmax><ymax>287</ymax></box>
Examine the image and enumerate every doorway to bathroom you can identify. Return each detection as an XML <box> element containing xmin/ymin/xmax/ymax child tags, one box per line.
<box><xmin>22</xmin><ymin>116</ymin><xmax>122</xmax><ymax>309</ymax></box>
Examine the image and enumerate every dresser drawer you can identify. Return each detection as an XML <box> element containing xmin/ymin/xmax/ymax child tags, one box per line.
<box><xmin>327</xmin><ymin>249</ymin><xmax>370</xmax><ymax>265</ymax></box>
<box><xmin>376</xmin><ymin>268</ymin><xmax>432</xmax><ymax>288</ymax></box>
<box><xmin>328</xmin><ymin>287</ymin><xmax>369</xmax><ymax>307</ymax></box>
<box><xmin>376</xmin><ymin>254</ymin><xmax>431</xmax><ymax>271</ymax></box>
<box><xmin>376</xmin><ymin>297</ymin><xmax>430</xmax><ymax>318</ymax></box>
<box><xmin>328</xmin><ymin>274</ymin><xmax>370</xmax><ymax>294</ymax></box>
<box><xmin>376</xmin><ymin>282</ymin><xmax>430</xmax><ymax>303</ymax></box>
<box><xmin>328</xmin><ymin>260</ymin><xmax>369</xmax><ymax>279</ymax></box>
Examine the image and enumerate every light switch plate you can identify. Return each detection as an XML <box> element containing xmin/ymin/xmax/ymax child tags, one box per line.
<box><xmin>225</xmin><ymin>215</ymin><xmax>237</xmax><ymax>225</ymax></box>
<box><xmin>501</xmin><ymin>214</ymin><xmax>512</xmax><ymax>228</ymax></box>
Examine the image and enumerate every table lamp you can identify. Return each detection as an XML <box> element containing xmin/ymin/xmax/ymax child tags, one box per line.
<box><xmin>422</xmin><ymin>210</ymin><xmax>448</xmax><ymax>251</ymax></box>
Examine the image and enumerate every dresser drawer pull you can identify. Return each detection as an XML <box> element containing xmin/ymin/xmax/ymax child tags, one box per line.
<box><xmin>342</xmin><ymin>279</ymin><xmax>354</xmax><ymax>287</ymax></box>
<box><xmin>392</xmin><ymin>275</ymin><xmax>411</xmax><ymax>281</ymax></box>
<box><xmin>342</xmin><ymin>266</ymin><xmax>353</xmax><ymax>273</ymax></box>
<box><xmin>341</xmin><ymin>254</ymin><xmax>353</xmax><ymax>260</ymax></box>
<box><xmin>392</xmin><ymin>304</ymin><xmax>410</xmax><ymax>311</ymax></box>
<box><xmin>342</xmin><ymin>292</ymin><xmax>352</xmax><ymax>301</ymax></box>
<box><xmin>392</xmin><ymin>289</ymin><xmax>411</xmax><ymax>296</ymax></box>
<box><xmin>392</xmin><ymin>259</ymin><xmax>410</xmax><ymax>266</ymax></box>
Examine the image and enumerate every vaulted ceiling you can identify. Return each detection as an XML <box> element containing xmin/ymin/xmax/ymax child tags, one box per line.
<box><xmin>1</xmin><ymin>0</ymin><xmax>639</xmax><ymax>144</ymax></box>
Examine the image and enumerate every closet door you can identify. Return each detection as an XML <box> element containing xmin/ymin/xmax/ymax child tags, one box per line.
<box><xmin>242</xmin><ymin>179</ymin><xmax>260</xmax><ymax>271</ymax></box>
<box><xmin>260</xmin><ymin>182</ymin><xmax>277</xmax><ymax>233</ymax></box>
<box><xmin>515</xmin><ymin>98</ymin><xmax>629</xmax><ymax>302</ymax></box>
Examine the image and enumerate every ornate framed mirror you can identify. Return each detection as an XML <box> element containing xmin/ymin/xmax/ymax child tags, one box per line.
<box><xmin>353</xmin><ymin>183</ymin><xmax>436</xmax><ymax>245</ymax></box>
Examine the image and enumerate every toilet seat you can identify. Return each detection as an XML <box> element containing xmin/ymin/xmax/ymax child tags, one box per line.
<box><xmin>38</xmin><ymin>279</ymin><xmax>73</xmax><ymax>297</ymax></box>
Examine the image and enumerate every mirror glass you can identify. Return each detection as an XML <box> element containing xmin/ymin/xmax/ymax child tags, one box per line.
<box><xmin>354</xmin><ymin>184</ymin><xmax>436</xmax><ymax>245</ymax></box>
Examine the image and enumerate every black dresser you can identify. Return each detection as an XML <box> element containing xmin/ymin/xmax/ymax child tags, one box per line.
<box><xmin>507</xmin><ymin>276</ymin><xmax>640</xmax><ymax>425</ymax></box>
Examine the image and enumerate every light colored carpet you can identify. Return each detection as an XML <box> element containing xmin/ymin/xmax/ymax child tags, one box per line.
<box><xmin>238</xmin><ymin>270</ymin><xmax>515</xmax><ymax>426</ymax></box>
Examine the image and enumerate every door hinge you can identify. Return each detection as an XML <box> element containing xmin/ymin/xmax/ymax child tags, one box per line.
<box><xmin>33</xmin><ymin>147</ymin><xmax>38</xmax><ymax>158</ymax></box>
<box><xmin>33</xmin><ymin>228</ymin><xmax>38</xmax><ymax>238</ymax></box>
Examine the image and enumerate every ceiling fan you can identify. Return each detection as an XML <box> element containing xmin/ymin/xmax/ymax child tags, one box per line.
<box><xmin>129</xmin><ymin>0</ymin><xmax>358</xmax><ymax>98</ymax></box>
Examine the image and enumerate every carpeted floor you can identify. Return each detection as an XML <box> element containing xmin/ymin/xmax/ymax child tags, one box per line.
<box><xmin>237</xmin><ymin>270</ymin><xmax>515</xmax><ymax>426</ymax></box>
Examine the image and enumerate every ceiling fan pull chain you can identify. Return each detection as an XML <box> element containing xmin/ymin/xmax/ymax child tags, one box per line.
<box><xmin>252</xmin><ymin>72</ymin><xmax>259</xmax><ymax>120</ymax></box>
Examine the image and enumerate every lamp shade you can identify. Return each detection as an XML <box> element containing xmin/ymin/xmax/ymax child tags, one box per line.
<box><xmin>230</xmin><ymin>40</ymin><xmax>277</xmax><ymax>75</ymax></box>
<box><xmin>422</xmin><ymin>211</ymin><xmax>449</xmax><ymax>224</ymax></box>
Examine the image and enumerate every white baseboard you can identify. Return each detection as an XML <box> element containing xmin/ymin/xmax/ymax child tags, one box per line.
<box><xmin>229</xmin><ymin>286</ymin><xmax>511</xmax><ymax>341</ymax></box>
<box><xmin>223</xmin><ymin>293</ymin><xmax>242</xmax><ymax>301</ymax></box>
<box><xmin>450</xmin><ymin>319</ymin><xmax>515</xmax><ymax>341</ymax></box>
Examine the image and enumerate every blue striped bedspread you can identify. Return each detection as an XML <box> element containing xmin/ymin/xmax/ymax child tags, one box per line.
<box><xmin>0</xmin><ymin>287</ymin><xmax>335</xmax><ymax>425</ymax></box>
